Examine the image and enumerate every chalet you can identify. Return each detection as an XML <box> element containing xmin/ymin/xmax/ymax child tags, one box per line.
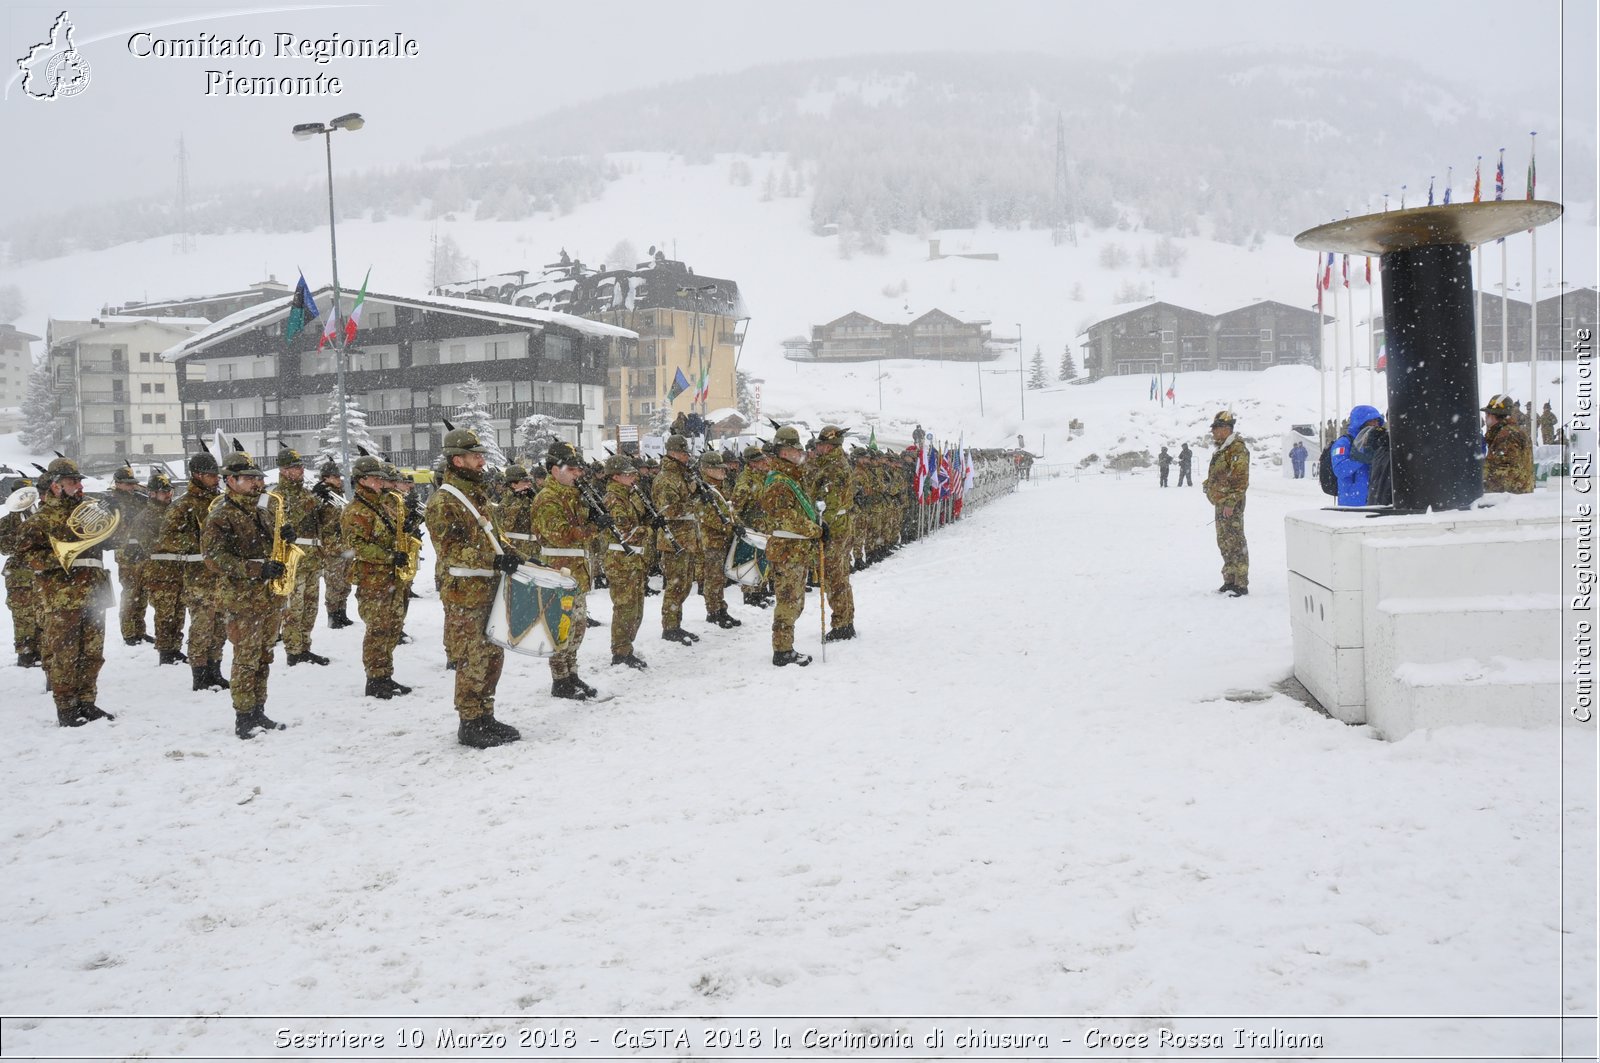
<box><xmin>161</xmin><ymin>287</ymin><xmax>635</xmax><ymax>465</ymax></box>
<box><xmin>1378</xmin><ymin>286</ymin><xmax>1596</xmax><ymax>364</ymax></box>
<box><xmin>1081</xmin><ymin>300</ymin><xmax>1326</xmax><ymax>379</ymax></box>
<box><xmin>794</xmin><ymin>308</ymin><xmax>997</xmax><ymax>363</ymax></box>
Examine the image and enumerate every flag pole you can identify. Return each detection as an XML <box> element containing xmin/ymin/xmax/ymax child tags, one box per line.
<box><xmin>1497</xmin><ymin>147</ymin><xmax>1509</xmax><ymax>396</ymax></box>
<box><xmin>1367</xmin><ymin>260</ymin><xmax>1377</xmax><ymax>405</ymax></box>
<box><xmin>1473</xmin><ymin>156</ymin><xmax>1484</xmax><ymax>377</ymax></box>
<box><xmin>1317</xmin><ymin>253</ymin><xmax>1327</xmax><ymax>448</ymax></box>
<box><xmin>1527</xmin><ymin>132</ymin><xmax>1538</xmax><ymax>419</ymax></box>
<box><xmin>1344</xmin><ymin>255</ymin><xmax>1356</xmax><ymax>413</ymax></box>
<box><xmin>1332</xmin><ymin>276</ymin><xmax>1343</xmax><ymax>427</ymax></box>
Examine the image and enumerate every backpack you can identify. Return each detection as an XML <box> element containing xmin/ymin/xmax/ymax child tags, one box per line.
<box><xmin>1318</xmin><ymin>442</ymin><xmax>1338</xmax><ymax>496</ymax></box>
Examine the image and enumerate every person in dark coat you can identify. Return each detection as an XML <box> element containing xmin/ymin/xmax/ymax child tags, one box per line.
<box><xmin>1157</xmin><ymin>446</ymin><xmax>1172</xmax><ymax>487</ymax></box>
<box><xmin>1176</xmin><ymin>444</ymin><xmax>1193</xmax><ymax>487</ymax></box>
<box><xmin>1289</xmin><ymin>440</ymin><xmax>1308</xmax><ymax>479</ymax></box>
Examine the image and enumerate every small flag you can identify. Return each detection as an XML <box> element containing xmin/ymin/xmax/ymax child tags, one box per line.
<box><xmin>1473</xmin><ymin>156</ymin><xmax>1482</xmax><ymax>203</ymax></box>
<box><xmin>1150</xmin><ymin>375</ymin><xmax>1158</xmax><ymax>400</ymax></box>
<box><xmin>693</xmin><ymin>367</ymin><xmax>710</xmax><ymax>405</ymax></box>
<box><xmin>667</xmin><ymin>367</ymin><xmax>690</xmax><ymax>403</ymax></box>
<box><xmin>1443</xmin><ymin>166</ymin><xmax>1453</xmax><ymax>204</ymax></box>
<box><xmin>868</xmin><ymin>426</ymin><xmax>878</xmax><ymax>451</ymax></box>
<box><xmin>1342</xmin><ymin>254</ymin><xmax>1350</xmax><ymax>289</ymax></box>
<box><xmin>1165</xmin><ymin>384</ymin><xmax>1175</xmax><ymax>402</ymax></box>
<box><xmin>1365</xmin><ymin>256</ymin><xmax>1372</xmax><ymax>285</ymax></box>
<box><xmin>1322</xmin><ymin>252</ymin><xmax>1334</xmax><ymax>290</ymax></box>
<box><xmin>1526</xmin><ymin>132</ymin><xmax>1536</xmax><ymax>199</ymax></box>
<box><xmin>1427</xmin><ymin>176</ymin><xmax>1435</xmax><ymax>206</ymax></box>
<box><xmin>344</xmin><ymin>268</ymin><xmax>371</xmax><ymax>344</ymax></box>
<box><xmin>1401</xmin><ymin>185</ymin><xmax>1407</xmax><ymax>209</ymax></box>
<box><xmin>1495</xmin><ymin>149</ymin><xmax>1505</xmax><ymax>200</ymax></box>
<box><xmin>285</xmin><ymin>272</ymin><xmax>319</xmax><ymax>345</ymax></box>
<box><xmin>1315</xmin><ymin>254</ymin><xmax>1324</xmax><ymax>313</ymax></box>
<box><xmin>317</xmin><ymin>302</ymin><xmax>340</xmax><ymax>351</ymax></box>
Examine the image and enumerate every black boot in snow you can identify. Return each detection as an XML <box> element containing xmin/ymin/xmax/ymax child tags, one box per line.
<box><xmin>611</xmin><ymin>653</ymin><xmax>648</xmax><ymax>670</ymax></box>
<box><xmin>327</xmin><ymin>608</ymin><xmax>354</xmax><ymax>629</ymax></box>
<box><xmin>207</xmin><ymin>664</ymin><xmax>231</xmax><ymax>690</ymax></box>
<box><xmin>458</xmin><ymin>716</ymin><xmax>513</xmax><ymax>749</ymax></box>
<box><xmin>772</xmin><ymin>649</ymin><xmax>813</xmax><ymax>667</ymax></box>
<box><xmin>158</xmin><ymin>648</ymin><xmax>188</xmax><ymax>665</ymax></box>
<box><xmin>823</xmin><ymin>623</ymin><xmax>856</xmax><ymax>642</ymax></box>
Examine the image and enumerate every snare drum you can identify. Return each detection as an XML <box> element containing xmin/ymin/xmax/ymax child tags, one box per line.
<box><xmin>485</xmin><ymin>563</ymin><xmax>580</xmax><ymax>657</ymax></box>
<box><xmin>723</xmin><ymin>529</ymin><xmax>770</xmax><ymax>588</ymax></box>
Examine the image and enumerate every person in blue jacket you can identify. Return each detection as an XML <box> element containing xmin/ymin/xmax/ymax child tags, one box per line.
<box><xmin>1330</xmin><ymin>404</ymin><xmax>1384</xmax><ymax>505</ymax></box>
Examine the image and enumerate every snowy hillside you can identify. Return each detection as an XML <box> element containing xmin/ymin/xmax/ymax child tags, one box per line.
<box><xmin>5</xmin><ymin>152</ymin><xmax>1593</xmax><ymax>464</ymax></box>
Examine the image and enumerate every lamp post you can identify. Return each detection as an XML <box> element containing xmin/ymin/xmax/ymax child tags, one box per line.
<box><xmin>293</xmin><ymin>111</ymin><xmax>364</xmax><ymax>497</ymax></box>
<box><xmin>1017</xmin><ymin>322</ymin><xmax>1025</xmax><ymax>421</ymax></box>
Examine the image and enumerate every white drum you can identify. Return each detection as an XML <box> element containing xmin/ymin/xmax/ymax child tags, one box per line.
<box><xmin>484</xmin><ymin>563</ymin><xmax>580</xmax><ymax>657</ymax></box>
<box><xmin>724</xmin><ymin>529</ymin><xmax>770</xmax><ymax>588</ymax></box>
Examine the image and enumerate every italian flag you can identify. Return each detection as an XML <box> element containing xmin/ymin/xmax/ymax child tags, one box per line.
<box><xmin>316</xmin><ymin>304</ymin><xmax>339</xmax><ymax>351</ymax></box>
<box><xmin>345</xmin><ymin>268</ymin><xmax>371</xmax><ymax>344</ymax></box>
<box><xmin>693</xmin><ymin>366</ymin><xmax>710</xmax><ymax>404</ymax></box>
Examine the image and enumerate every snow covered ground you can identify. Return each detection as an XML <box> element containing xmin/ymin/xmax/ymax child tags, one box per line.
<box><xmin>2</xmin><ymin>468</ymin><xmax>1590</xmax><ymax>1058</ymax></box>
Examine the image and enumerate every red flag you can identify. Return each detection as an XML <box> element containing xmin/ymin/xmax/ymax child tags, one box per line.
<box><xmin>1342</xmin><ymin>255</ymin><xmax>1349</xmax><ymax>288</ymax></box>
<box><xmin>1473</xmin><ymin>157</ymin><xmax>1482</xmax><ymax>203</ymax></box>
<box><xmin>1322</xmin><ymin>252</ymin><xmax>1334</xmax><ymax>290</ymax></box>
<box><xmin>1365</xmin><ymin>256</ymin><xmax>1372</xmax><ymax>285</ymax></box>
<box><xmin>316</xmin><ymin>306</ymin><xmax>339</xmax><ymax>351</ymax></box>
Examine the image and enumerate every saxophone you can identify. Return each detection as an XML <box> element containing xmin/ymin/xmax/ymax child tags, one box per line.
<box><xmin>392</xmin><ymin>491</ymin><xmax>421</xmax><ymax>583</ymax></box>
<box><xmin>261</xmin><ymin>491</ymin><xmax>304</xmax><ymax>597</ymax></box>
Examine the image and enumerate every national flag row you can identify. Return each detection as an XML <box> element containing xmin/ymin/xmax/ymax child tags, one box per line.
<box><xmin>283</xmin><ymin>268</ymin><xmax>372</xmax><ymax>350</ymax></box>
<box><xmin>914</xmin><ymin>440</ymin><xmax>976</xmax><ymax>506</ymax></box>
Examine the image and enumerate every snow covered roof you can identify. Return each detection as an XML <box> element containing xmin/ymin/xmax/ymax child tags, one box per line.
<box><xmin>162</xmin><ymin>286</ymin><xmax>637</xmax><ymax>361</ymax></box>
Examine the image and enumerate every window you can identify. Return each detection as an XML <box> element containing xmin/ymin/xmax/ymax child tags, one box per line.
<box><xmin>111</xmin><ymin>346</ymin><xmax>127</xmax><ymax>365</ymax></box>
<box><xmin>114</xmin><ymin>441</ymin><xmax>126</xmax><ymax>454</ymax></box>
<box><xmin>1260</xmin><ymin>328</ymin><xmax>1273</xmax><ymax>341</ymax></box>
<box><xmin>1260</xmin><ymin>351</ymin><xmax>1274</xmax><ymax>364</ymax></box>
<box><xmin>142</xmin><ymin>444</ymin><xmax>154</xmax><ymax>455</ymax></box>
<box><xmin>141</xmin><ymin>382</ymin><xmax>152</xmax><ymax>394</ymax></box>
<box><xmin>156</xmin><ymin>413</ymin><xmax>166</xmax><ymax>424</ymax></box>
<box><xmin>486</xmin><ymin>340</ymin><xmax>508</xmax><ymax>360</ymax></box>
<box><xmin>545</xmin><ymin>334</ymin><xmax>573</xmax><ymax>361</ymax></box>
<box><xmin>155</xmin><ymin>382</ymin><xmax>165</xmax><ymax>393</ymax></box>
<box><xmin>142</xmin><ymin>413</ymin><xmax>153</xmax><ymax>424</ymax></box>
<box><xmin>1161</xmin><ymin>330</ymin><xmax>1175</xmax><ymax>342</ymax></box>
<box><xmin>139</xmin><ymin>352</ymin><xmax>151</xmax><ymax>363</ymax></box>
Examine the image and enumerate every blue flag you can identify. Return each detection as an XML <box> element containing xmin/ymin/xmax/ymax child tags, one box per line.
<box><xmin>285</xmin><ymin>272</ymin><xmax>319</xmax><ymax>345</ymax></box>
<box><xmin>666</xmin><ymin>367</ymin><xmax>691</xmax><ymax>403</ymax></box>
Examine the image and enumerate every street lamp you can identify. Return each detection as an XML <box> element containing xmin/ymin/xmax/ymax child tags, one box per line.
<box><xmin>1017</xmin><ymin>322</ymin><xmax>1025</xmax><ymax>421</ymax></box>
<box><xmin>294</xmin><ymin>111</ymin><xmax>364</xmax><ymax>496</ymax></box>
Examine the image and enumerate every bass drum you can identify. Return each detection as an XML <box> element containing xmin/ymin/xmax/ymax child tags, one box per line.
<box><xmin>485</xmin><ymin>563</ymin><xmax>580</xmax><ymax>658</ymax></box>
<box><xmin>723</xmin><ymin>529</ymin><xmax>770</xmax><ymax>588</ymax></box>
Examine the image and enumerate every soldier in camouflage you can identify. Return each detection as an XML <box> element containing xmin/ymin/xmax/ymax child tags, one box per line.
<box><xmin>495</xmin><ymin>464</ymin><xmax>540</xmax><ymax>562</ymax></box>
<box><xmin>202</xmin><ymin>449</ymin><xmax>290</xmax><ymax>739</ymax></box>
<box><xmin>132</xmin><ymin>471</ymin><xmax>186</xmax><ymax>664</ymax></box>
<box><xmin>0</xmin><ymin>476</ymin><xmax>42</xmax><ymax>668</ymax></box>
<box><xmin>731</xmin><ymin>444</ymin><xmax>773</xmax><ymax>608</ymax></box>
<box><xmin>694</xmin><ymin>451</ymin><xmax>743</xmax><ymax>629</ymax></box>
<box><xmin>271</xmin><ymin>446</ymin><xmax>331</xmax><ymax>667</ymax></box>
<box><xmin>15</xmin><ymin>457</ymin><xmax>116</xmax><ymax>726</ymax></box>
<box><xmin>757</xmin><ymin>426</ymin><xmax>823</xmax><ymax>667</ymax></box>
<box><xmin>1201</xmin><ymin>411</ymin><xmax>1251</xmax><ymax>596</ymax></box>
<box><xmin>530</xmin><ymin>440</ymin><xmax>601</xmax><ymax>699</ymax></box>
<box><xmin>160</xmin><ymin>449</ymin><xmax>230</xmax><ymax>691</ymax></box>
<box><xmin>316</xmin><ymin>461</ymin><xmax>355</xmax><ymax>629</ymax></box>
<box><xmin>341</xmin><ymin>455</ymin><xmax>413</xmax><ymax>699</ymax></box>
<box><xmin>601</xmin><ymin>455</ymin><xmax>651</xmax><ymax>669</ymax></box>
<box><xmin>1481</xmin><ymin>394</ymin><xmax>1536</xmax><ymax>495</ymax></box>
<box><xmin>805</xmin><ymin>426</ymin><xmax>856</xmax><ymax>640</ymax></box>
<box><xmin>426</xmin><ymin>427</ymin><xmax>521</xmax><ymax>748</ymax></box>
<box><xmin>108</xmin><ymin>465</ymin><xmax>153</xmax><ymax>646</ymax></box>
<box><xmin>651</xmin><ymin>434</ymin><xmax>703</xmax><ymax>645</ymax></box>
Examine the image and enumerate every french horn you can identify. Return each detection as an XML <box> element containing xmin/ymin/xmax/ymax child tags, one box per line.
<box><xmin>50</xmin><ymin>497</ymin><xmax>120</xmax><ymax>573</ymax></box>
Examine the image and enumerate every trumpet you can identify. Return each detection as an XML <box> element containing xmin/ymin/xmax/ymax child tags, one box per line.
<box><xmin>49</xmin><ymin>497</ymin><xmax>120</xmax><ymax>573</ymax></box>
<box><xmin>312</xmin><ymin>480</ymin><xmax>348</xmax><ymax>510</ymax></box>
<box><xmin>4</xmin><ymin>485</ymin><xmax>39</xmax><ymax>515</ymax></box>
<box><xmin>391</xmin><ymin>491</ymin><xmax>421</xmax><ymax>583</ymax></box>
<box><xmin>259</xmin><ymin>491</ymin><xmax>304</xmax><ymax>597</ymax></box>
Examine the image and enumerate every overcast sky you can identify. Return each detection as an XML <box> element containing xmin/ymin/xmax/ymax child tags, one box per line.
<box><xmin>0</xmin><ymin>0</ymin><xmax>1594</xmax><ymax>222</ymax></box>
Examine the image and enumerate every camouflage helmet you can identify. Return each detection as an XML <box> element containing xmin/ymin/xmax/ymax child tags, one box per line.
<box><xmin>816</xmin><ymin>424</ymin><xmax>848</xmax><ymax>445</ymax></box>
<box><xmin>743</xmin><ymin>445</ymin><xmax>765</xmax><ymax>462</ymax></box>
<box><xmin>545</xmin><ymin>440</ymin><xmax>581</xmax><ymax>468</ymax></box>
<box><xmin>189</xmin><ymin>451</ymin><xmax>219</xmax><ymax>475</ymax></box>
<box><xmin>1210</xmin><ymin>410</ymin><xmax>1237</xmax><ymax>429</ymax></box>
<box><xmin>275</xmin><ymin>445</ymin><xmax>304</xmax><ymax>469</ymax></box>
<box><xmin>147</xmin><ymin>472</ymin><xmax>173</xmax><ymax>492</ymax></box>
<box><xmin>319</xmin><ymin>459</ymin><xmax>341</xmax><ymax>478</ymax></box>
<box><xmin>46</xmin><ymin>456</ymin><xmax>82</xmax><ymax>479</ymax></box>
<box><xmin>442</xmin><ymin>427</ymin><xmax>488</xmax><ymax>456</ymax></box>
<box><xmin>351</xmin><ymin>455</ymin><xmax>384</xmax><ymax>478</ymax></box>
<box><xmin>664</xmin><ymin>433</ymin><xmax>690</xmax><ymax>454</ymax></box>
<box><xmin>504</xmin><ymin>463</ymin><xmax>531</xmax><ymax>483</ymax></box>
<box><xmin>113</xmin><ymin>464</ymin><xmax>138</xmax><ymax>484</ymax></box>
<box><xmin>379</xmin><ymin>462</ymin><xmax>403</xmax><ymax>482</ymax></box>
<box><xmin>603</xmin><ymin>454</ymin><xmax>636</xmax><ymax>476</ymax></box>
<box><xmin>698</xmin><ymin>451</ymin><xmax>724</xmax><ymax>468</ymax></box>
<box><xmin>772</xmin><ymin>425</ymin><xmax>803</xmax><ymax>449</ymax></box>
<box><xmin>1481</xmin><ymin>393</ymin><xmax>1516</xmax><ymax>417</ymax></box>
<box><xmin>221</xmin><ymin>449</ymin><xmax>264</xmax><ymax>477</ymax></box>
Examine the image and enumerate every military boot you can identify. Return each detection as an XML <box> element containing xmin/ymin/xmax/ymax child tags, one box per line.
<box><xmin>286</xmin><ymin>650</ymin><xmax>330</xmax><ymax>666</ymax></box>
<box><xmin>1225</xmin><ymin>585</ymin><xmax>1249</xmax><ymax>597</ymax></box>
<box><xmin>248</xmin><ymin>706</ymin><xmax>286</xmax><ymax>732</ymax></box>
<box><xmin>661</xmin><ymin>627</ymin><xmax>700</xmax><ymax>646</ymax></box>
<box><xmin>192</xmin><ymin>665</ymin><xmax>215</xmax><ymax>691</ymax></box>
<box><xmin>707</xmin><ymin>610</ymin><xmax>742</xmax><ymax>629</ymax></box>
<box><xmin>76</xmin><ymin>703</ymin><xmax>115</xmax><ymax>722</ymax></box>
<box><xmin>207</xmin><ymin>664</ymin><xmax>230</xmax><ymax>690</ymax></box>
<box><xmin>365</xmin><ymin>677</ymin><xmax>397</xmax><ymax>700</ymax></box>
<box><xmin>235</xmin><ymin>714</ymin><xmax>257</xmax><ymax>740</ymax></box>
<box><xmin>570</xmin><ymin>675</ymin><xmax>598</xmax><ymax>699</ymax></box>
<box><xmin>611</xmin><ymin>653</ymin><xmax>649</xmax><ymax>670</ymax></box>
<box><xmin>458</xmin><ymin>716</ymin><xmax>513</xmax><ymax>749</ymax></box>
<box><xmin>482</xmin><ymin>713</ymin><xmax>521</xmax><ymax>742</ymax></box>
<box><xmin>773</xmin><ymin>649</ymin><xmax>813</xmax><ymax>667</ymax></box>
<box><xmin>823</xmin><ymin>623</ymin><xmax>856</xmax><ymax>642</ymax></box>
<box><xmin>550</xmin><ymin>675</ymin><xmax>593</xmax><ymax>701</ymax></box>
<box><xmin>18</xmin><ymin>651</ymin><xmax>41</xmax><ymax>668</ymax></box>
<box><xmin>158</xmin><ymin>648</ymin><xmax>188</xmax><ymax>665</ymax></box>
<box><xmin>327</xmin><ymin>607</ymin><xmax>354</xmax><ymax>629</ymax></box>
<box><xmin>56</xmin><ymin>705</ymin><xmax>88</xmax><ymax>727</ymax></box>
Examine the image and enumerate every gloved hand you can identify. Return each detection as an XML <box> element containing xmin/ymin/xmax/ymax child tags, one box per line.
<box><xmin>259</xmin><ymin>559</ymin><xmax>286</xmax><ymax>582</ymax></box>
<box><xmin>732</xmin><ymin>524</ymin><xmax>747</xmax><ymax>540</ymax></box>
<box><xmin>391</xmin><ymin>550</ymin><xmax>409</xmax><ymax>568</ymax></box>
<box><xmin>278</xmin><ymin>522</ymin><xmax>299</xmax><ymax>543</ymax></box>
<box><xmin>494</xmin><ymin>553</ymin><xmax>521</xmax><ymax>574</ymax></box>
<box><xmin>816</xmin><ymin>500</ymin><xmax>827</xmax><ymax>515</ymax></box>
<box><xmin>650</xmin><ymin>514</ymin><xmax>667</xmax><ymax>530</ymax></box>
<box><xmin>819</xmin><ymin>523</ymin><xmax>831</xmax><ymax>544</ymax></box>
<box><xmin>298</xmin><ymin>516</ymin><xmax>320</xmax><ymax>538</ymax></box>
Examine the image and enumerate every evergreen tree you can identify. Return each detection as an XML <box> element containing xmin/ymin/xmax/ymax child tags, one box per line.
<box><xmin>452</xmin><ymin>377</ymin><xmax>507</xmax><ymax>467</ymax></box>
<box><xmin>19</xmin><ymin>359</ymin><xmax>60</xmax><ymax>453</ymax></box>
<box><xmin>735</xmin><ymin>370</ymin><xmax>758</xmax><ymax>422</ymax></box>
<box><xmin>1058</xmin><ymin>344</ymin><xmax>1079</xmax><ymax>381</ymax></box>
<box><xmin>516</xmin><ymin>412</ymin><xmax>558</xmax><ymax>460</ymax></box>
<box><xmin>1027</xmin><ymin>345</ymin><xmax>1048</xmax><ymax>390</ymax></box>
<box><xmin>317</xmin><ymin>388</ymin><xmax>379</xmax><ymax>465</ymax></box>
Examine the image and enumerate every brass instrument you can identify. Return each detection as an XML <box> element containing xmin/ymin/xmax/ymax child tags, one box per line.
<box><xmin>49</xmin><ymin>498</ymin><xmax>121</xmax><ymax>573</ymax></box>
<box><xmin>5</xmin><ymin>485</ymin><xmax>39</xmax><ymax>515</ymax></box>
<box><xmin>391</xmin><ymin>491</ymin><xmax>421</xmax><ymax>583</ymax></box>
<box><xmin>312</xmin><ymin>480</ymin><xmax>348</xmax><ymax>510</ymax></box>
<box><xmin>260</xmin><ymin>491</ymin><xmax>305</xmax><ymax>597</ymax></box>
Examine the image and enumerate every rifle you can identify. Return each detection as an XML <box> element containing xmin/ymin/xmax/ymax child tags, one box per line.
<box><xmin>575</xmin><ymin>476</ymin><xmax>635</xmax><ymax>556</ymax></box>
<box><xmin>629</xmin><ymin>482</ymin><xmax>685</xmax><ymax>553</ymax></box>
<box><xmin>685</xmin><ymin>463</ymin><xmax>744</xmax><ymax>538</ymax></box>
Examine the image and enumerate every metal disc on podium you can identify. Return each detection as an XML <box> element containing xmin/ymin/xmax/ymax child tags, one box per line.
<box><xmin>1294</xmin><ymin>201</ymin><xmax>1564</xmax><ymax>255</ymax></box>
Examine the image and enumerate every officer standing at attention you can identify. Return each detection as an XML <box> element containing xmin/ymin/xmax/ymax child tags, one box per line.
<box><xmin>529</xmin><ymin>441</ymin><xmax>601</xmax><ymax>700</ymax></box>
<box><xmin>757</xmin><ymin>425</ymin><xmax>823</xmax><ymax>667</ymax></box>
<box><xmin>1201</xmin><ymin>411</ymin><xmax>1250</xmax><ymax>597</ymax></box>
<box><xmin>651</xmin><ymin>433</ymin><xmax>703</xmax><ymax>646</ymax></box>
<box><xmin>341</xmin><ymin>455</ymin><xmax>413</xmax><ymax>700</ymax></box>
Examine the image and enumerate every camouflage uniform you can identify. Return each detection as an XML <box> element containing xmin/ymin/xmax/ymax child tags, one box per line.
<box><xmin>757</xmin><ymin>440</ymin><xmax>822</xmax><ymax>661</ymax></box>
<box><xmin>270</xmin><ymin>455</ymin><xmax>330</xmax><ymax>661</ymax></box>
<box><xmin>529</xmin><ymin>464</ymin><xmax>596</xmax><ymax>684</ymax></box>
<box><xmin>316</xmin><ymin>464</ymin><xmax>353</xmax><ymax>626</ymax></box>
<box><xmin>1202</xmin><ymin>423</ymin><xmax>1251</xmax><ymax>592</ymax></box>
<box><xmin>341</xmin><ymin>475</ymin><xmax>409</xmax><ymax>689</ymax></box>
<box><xmin>731</xmin><ymin>449</ymin><xmax>771</xmax><ymax>605</ymax></box>
<box><xmin>602</xmin><ymin>464</ymin><xmax>651</xmax><ymax>663</ymax></box>
<box><xmin>15</xmin><ymin>470</ymin><xmax>115</xmax><ymax>725</ymax></box>
<box><xmin>1538</xmin><ymin>403</ymin><xmax>1558</xmax><ymax>446</ymax></box>
<box><xmin>202</xmin><ymin>480</ymin><xmax>289</xmax><ymax>721</ymax></box>
<box><xmin>160</xmin><ymin>472</ymin><xmax>229</xmax><ymax>685</ymax></box>
<box><xmin>495</xmin><ymin>480</ymin><xmax>540</xmax><ymax>563</ymax></box>
<box><xmin>131</xmin><ymin>477</ymin><xmax>184</xmax><ymax>661</ymax></box>
<box><xmin>651</xmin><ymin>445</ymin><xmax>703</xmax><ymax>637</ymax></box>
<box><xmin>0</xmin><ymin>504</ymin><xmax>42</xmax><ymax>666</ymax></box>
<box><xmin>108</xmin><ymin>475</ymin><xmax>151</xmax><ymax>643</ymax></box>
<box><xmin>805</xmin><ymin>433</ymin><xmax>855</xmax><ymax>633</ymax></box>
<box><xmin>692</xmin><ymin>455</ymin><xmax>740</xmax><ymax>624</ymax></box>
<box><xmin>1483</xmin><ymin>421</ymin><xmax>1535</xmax><ymax>494</ymax></box>
<box><xmin>426</xmin><ymin>459</ymin><xmax>513</xmax><ymax>739</ymax></box>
